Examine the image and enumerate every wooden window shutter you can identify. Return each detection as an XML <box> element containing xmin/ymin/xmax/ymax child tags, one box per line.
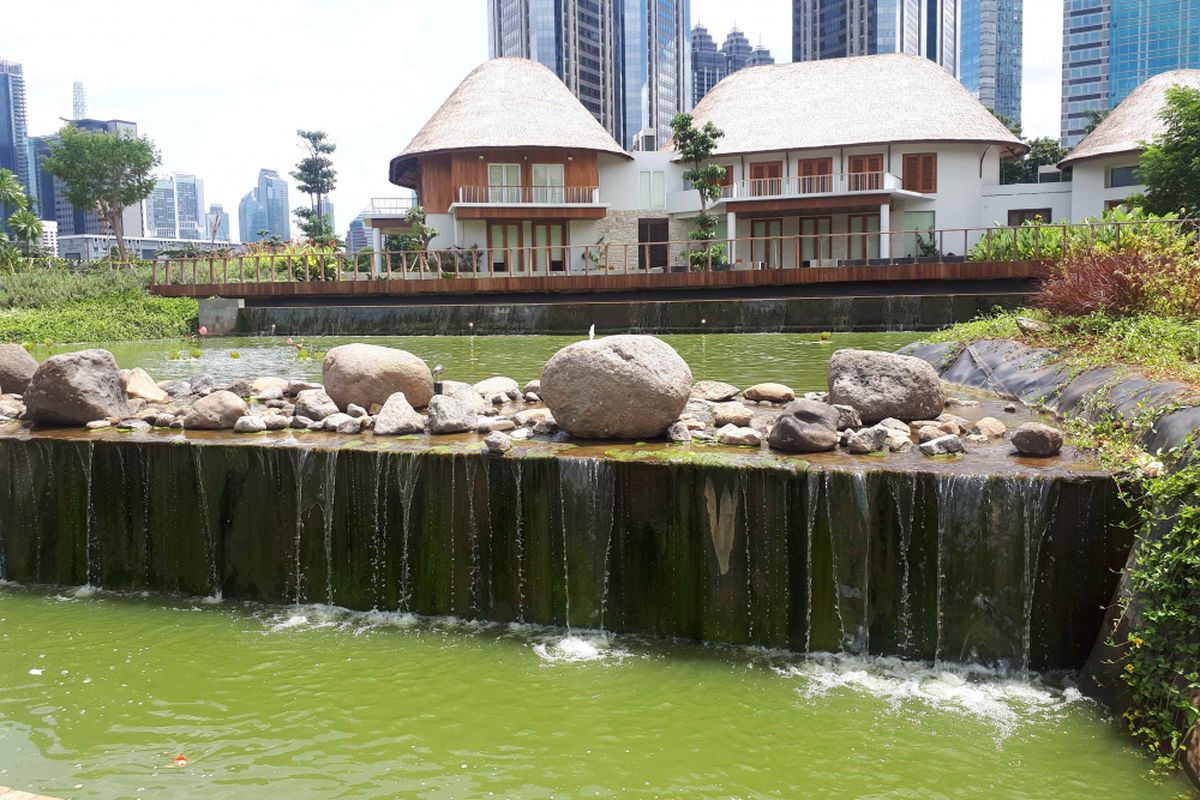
<box><xmin>904</xmin><ymin>154</ymin><xmax>937</xmax><ymax>193</ymax></box>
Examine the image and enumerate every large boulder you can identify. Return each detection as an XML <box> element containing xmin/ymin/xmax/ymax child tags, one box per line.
<box><xmin>828</xmin><ymin>349</ymin><xmax>945</xmax><ymax>424</ymax></box>
<box><xmin>1011</xmin><ymin>422</ymin><xmax>1063</xmax><ymax>457</ymax></box>
<box><xmin>23</xmin><ymin>349</ymin><xmax>130</xmax><ymax>425</ymax></box>
<box><xmin>322</xmin><ymin>343</ymin><xmax>434</xmax><ymax>411</ymax></box>
<box><xmin>427</xmin><ymin>394</ymin><xmax>477</xmax><ymax>434</ymax></box>
<box><xmin>540</xmin><ymin>335</ymin><xmax>692</xmax><ymax>439</ymax></box>
<box><xmin>374</xmin><ymin>392</ymin><xmax>426</xmax><ymax>436</ymax></box>
<box><xmin>0</xmin><ymin>344</ymin><xmax>38</xmax><ymax>394</ymax></box>
<box><xmin>767</xmin><ymin>400</ymin><xmax>840</xmax><ymax>453</ymax></box>
<box><xmin>183</xmin><ymin>390</ymin><xmax>248</xmax><ymax>430</ymax></box>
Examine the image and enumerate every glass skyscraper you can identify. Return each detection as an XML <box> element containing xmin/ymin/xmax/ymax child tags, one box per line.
<box><xmin>960</xmin><ymin>0</ymin><xmax>1022</xmax><ymax>125</ymax></box>
<box><xmin>238</xmin><ymin>168</ymin><xmax>290</xmax><ymax>243</ymax></box>
<box><xmin>1062</xmin><ymin>0</ymin><xmax>1200</xmax><ymax>147</ymax></box>
<box><xmin>792</xmin><ymin>0</ymin><xmax>958</xmax><ymax>76</ymax></box>
<box><xmin>0</xmin><ymin>59</ymin><xmax>30</xmax><ymax>222</ymax></box>
<box><xmin>690</xmin><ymin>24</ymin><xmax>775</xmax><ymax>105</ymax></box>
<box><xmin>487</xmin><ymin>0</ymin><xmax>689</xmax><ymax>149</ymax></box>
<box><xmin>146</xmin><ymin>174</ymin><xmax>207</xmax><ymax>240</ymax></box>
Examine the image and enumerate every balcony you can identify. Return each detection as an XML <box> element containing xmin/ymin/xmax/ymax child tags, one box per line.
<box><xmin>718</xmin><ymin>172</ymin><xmax>907</xmax><ymax>202</ymax></box>
<box><xmin>454</xmin><ymin>185</ymin><xmax>602</xmax><ymax>205</ymax></box>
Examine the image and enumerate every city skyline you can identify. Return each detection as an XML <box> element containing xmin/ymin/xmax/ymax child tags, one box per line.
<box><xmin>3</xmin><ymin>0</ymin><xmax>1065</xmax><ymax>245</ymax></box>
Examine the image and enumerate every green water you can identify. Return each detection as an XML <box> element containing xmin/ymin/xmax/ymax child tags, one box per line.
<box><xmin>46</xmin><ymin>332</ymin><xmax>924</xmax><ymax>390</ymax></box>
<box><xmin>0</xmin><ymin>586</ymin><xmax>1189</xmax><ymax>800</ymax></box>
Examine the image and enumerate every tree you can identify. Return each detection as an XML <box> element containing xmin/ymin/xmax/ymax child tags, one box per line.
<box><xmin>0</xmin><ymin>168</ymin><xmax>25</xmax><ymax>212</ymax></box>
<box><xmin>670</xmin><ymin>112</ymin><xmax>727</xmax><ymax>270</ymax></box>
<box><xmin>1083</xmin><ymin>108</ymin><xmax>1111</xmax><ymax>135</ymax></box>
<box><xmin>7</xmin><ymin>207</ymin><xmax>43</xmax><ymax>254</ymax></box>
<box><xmin>290</xmin><ymin>129</ymin><xmax>337</xmax><ymax>243</ymax></box>
<box><xmin>1002</xmin><ymin>137</ymin><xmax>1070</xmax><ymax>185</ymax></box>
<box><xmin>43</xmin><ymin>125</ymin><xmax>159</xmax><ymax>262</ymax></box>
<box><xmin>1137</xmin><ymin>86</ymin><xmax>1200</xmax><ymax>219</ymax></box>
<box><xmin>385</xmin><ymin>206</ymin><xmax>439</xmax><ymax>259</ymax></box>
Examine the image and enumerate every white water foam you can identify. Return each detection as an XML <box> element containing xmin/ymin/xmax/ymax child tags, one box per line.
<box><xmin>263</xmin><ymin>604</ymin><xmax>419</xmax><ymax>635</ymax></box>
<box><xmin>532</xmin><ymin>633</ymin><xmax>627</xmax><ymax>665</ymax></box>
<box><xmin>777</xmin><ymin>654</ymin><xmax>1085</xmax><ymax>739</ymax></box>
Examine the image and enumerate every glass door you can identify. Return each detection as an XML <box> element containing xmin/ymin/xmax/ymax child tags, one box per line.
<box><xmin>487</xmin><ymin>163</ymin><xmax>521</xmax><ymax>203</ymax></box>
<box><xmin>532</xmin><ymin>164</ymin><xmax>565</xmax><ymax>203</ymax></box>
<box><xmin>750</xmin><ymin>218</ymin><xmax>783</xmax><ymax>268</ymax></box>
<box><xmin>799</xmin><ymin>216</ymin><xmax>832</xmax><ymax>264</ymax></box>
<box><xmin>532</xmin><ymin>223</ymin><xmax>565</xmax><ymax>273</ymax></box>
<box><xmin>848</xmin><ymin>214</ymin><xmax>881</xmax><ymax>260</ymax></box>
<box><xmin>489</xmin><ymin>222</ymin><xmax>522</xmax><ymax>272</ymax></box>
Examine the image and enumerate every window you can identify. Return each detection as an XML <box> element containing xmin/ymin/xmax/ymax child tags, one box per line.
<box><xmin>799</xmin><ymin>216</ymin><xmax>832</xmax><ymax>264</ymax></box>
<box><xmin>798</xmin><ymin>157</ymin><xmax>833</xmax><ymax>193</ymax></box>
<box><xmin>902</xmin><ymin>153</ymin><xmax>938</xmax><ymax>193</ymax></box>
<box><xmin>532</xmin><ymin>164</ymin><xmax>565</xmax><ymax>203</ymax></box>
<box><xmin>638</xmin><ymin>170</ymin><xmax>666</xmax><ymax>210</ymax></box>
<box><xmin>848</xmin><ymin>214</ymin><xmax>881</xmax><ymax>260</ymax></box>
<box><xmin>532</xmin><ymin>222</ymin><xmax>565</xmax><ymax>272</ymax></box>
<box><xmin>749</xmin><ymin>161</ymin><xmax>782</xmax><ymax>196</ymax></box>
<box><xmin>903</xmin><ymin>210</ymin><xmax>936</xmax><ymax>258</ymax></box>
<box><xmin>750</xmin><ymin>218</ymin><xmax>783</xmax><ymax>267</ymax></box>
<box><xmin>488</xmin><ymin>222</ymin><xmax>522</xmax><ymax>271</ymax></box>
<box><xmin>848</xmin><ymin>154</ymin><xmax>883</xmax><ymax>191</ymax></box>
<box><xmin>487</xmin><ymin>163</ymin><xmax>521</xmax><ymax>203</ymax></box>
<box><xmin>1007</xmin><ymin>208</ymin><xmax>1053</xmax><ymax>226</ymax></box>
<box><xmin>1106</xmin><ymin>164</ymin><xmax>1140</xmax><ymax>188</ymax></box>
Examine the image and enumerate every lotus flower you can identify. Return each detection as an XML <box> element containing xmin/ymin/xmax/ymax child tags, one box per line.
<box><xmin>198</xmin><ymin>326</ymin><xmax>208</xmax><ymax>336</ymax></box>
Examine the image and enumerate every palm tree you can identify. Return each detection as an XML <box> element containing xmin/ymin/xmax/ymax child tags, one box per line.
<box><xmin>7</xmin><ymin>207</ymin><xmax>43</xmax><ymax>254</ymax></box>
<box><xmin>0</xmin><ymin>169</ymin><xmax>27</xmax><ymax>211</ymax></box>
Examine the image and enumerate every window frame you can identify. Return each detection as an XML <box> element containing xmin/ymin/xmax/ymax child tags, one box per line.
<box><xmin>902</xmin><ymin>153</ymin><xmax>938</xmax><ymax>194</ymax></box>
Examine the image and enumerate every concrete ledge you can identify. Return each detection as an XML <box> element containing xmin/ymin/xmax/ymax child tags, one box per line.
<box><xmin>0</xmin><ymin>787</ymin><xmax>63</xmax><ymax>800</ymax></box>
<box><xmin>198</xmin><ymin>297</ymin><xmax>244</xmax><ymax>336</ymax></box>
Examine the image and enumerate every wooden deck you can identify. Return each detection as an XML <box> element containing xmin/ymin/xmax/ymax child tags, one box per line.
<box><xmin>150</xmin><ymin>259</ymin><xmax>1046</xmax><ymax>300</ymax></box>
<box><xmin>0</xmin><ymin>787</ymin><xmax>62</xmax><ymax>800</ymax></box>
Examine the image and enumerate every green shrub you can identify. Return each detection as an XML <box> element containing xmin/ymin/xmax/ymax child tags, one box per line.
<box><xmin>0</xmin><ymin>292</ymin><xmax>197</xmax><ymax>342</ymax></box>
<box><xmin>968</xmin><ymin>207</ymin><xmax>1191</xmax><ymax>262</ymax></box>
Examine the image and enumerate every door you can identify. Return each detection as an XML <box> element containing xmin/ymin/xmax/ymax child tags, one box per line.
<box><xmin>848</xmin><ymin>214</ymin><xmax>880</xmax><ymax>260</ymax></box>
<box><xmin>532</xmin><ymin>222</ymin><xmax>565</xmax><ymax>272</ymax></box>
<box><xmin>532</xmin><ymin>164</ymin><xmax>565</xmax><ymax>203</ymax></box>
<box><xmin>489</xmin><ymin>222</ymin><xmax>522</xmax><ymax>272</ymax></box>
<box><xmin>750</xmin><ymin>218</ymin><xmax>783</xmax><ymax>268</ymax></box>
<box><xmin>798</xmin><ymin>158</ymin><xmax>833</xmax><ymax>194</ymax></box>
<box><xmin>637</xmin><ymin>218</ymin><xmax>669</xmax><ymax>270</ymax></box>
<box><xmin>487</xmin><ymin>163</ymin><xmax>521</xmax><ymax>203</ymax></box>
<box><xmin>799</xmin><ymin>216</ymin><xmax>832</xmax><ymax>264</ymax></box>
<box><xmin>847</xmin><ymin>154</ymin><xmax>883</xmax><ymax>191</ymax></box>
<box><xmin>902</xmin><ymin>211</ymin><xmax>936</xmax><ymax>258</ymax></box>
<box><xmin>749</xmin><ymin>161</ymin><xmax>783</xmax><ymax>197</ymax></box>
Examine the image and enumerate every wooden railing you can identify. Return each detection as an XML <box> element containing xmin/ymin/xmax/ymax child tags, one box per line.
<box><xmin>145</xmin><ymin>220</ymin><xmax>1197</xmax><ymax>289</ymax></box>
<box><xmin>455</xmin><ymin>185</ymin><xmax>601</xmax><ymax>204</ymax></box>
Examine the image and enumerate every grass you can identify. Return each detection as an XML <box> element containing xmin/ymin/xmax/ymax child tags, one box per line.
<box><xmin>0</xmin><ymin>267</ymin><xmax>198</xmax><ymax>344</ymax></box>
<box><xmin>929</xmin><ymin>308</ymin><xmax>1200</xmax><ymax>387</ymax></box>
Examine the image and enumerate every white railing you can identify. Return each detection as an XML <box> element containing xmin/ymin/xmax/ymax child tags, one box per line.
<box><xmin>361</xmin><ymin>197</ymin><xmax>416</xmax><ymax>216</ymax></box>
<box><xmin>455</xmin><ymin>185</ymin><xmax>601</xmax><ymax>205</ymax></box>
<box><xmin>719</xmin><ymin>172</ymin><xmax>904</xmax><ymax>200</ymax></box>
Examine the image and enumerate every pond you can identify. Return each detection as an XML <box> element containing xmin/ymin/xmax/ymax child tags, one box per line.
<box><xmin>44</xmin><ymin>332</ymin><xmax>925</xmax><ymax>390</ymax></box>
<box><xmin>0</xmin><ymin>585</ymin><xmax>1189</xmax><ymax>800</ymax></box>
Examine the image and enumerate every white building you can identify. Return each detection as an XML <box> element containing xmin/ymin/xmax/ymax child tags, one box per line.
<box><xmin>39</xmin><ymin>219</ymin><xmax>58</xmax><ymax>256</ymax></box>
<box><xmin>146</xmin><ymin>173</ymin><xmax>206</xmax><ymax>240</ymax></box>
<box><xmin>58</xmin><ymin>234</ymin><xmax>229</xmax><ymax>262</ymax></box>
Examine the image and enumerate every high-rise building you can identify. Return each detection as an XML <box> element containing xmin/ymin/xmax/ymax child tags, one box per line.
<box><xmin>691</xmin><ymin>24</ymin><xmax>775</xmax><ymax>105</ymax></box>
<box><xmin>791</xmin><ymin>0</ymin><xmax>959</xmax><ymax>76</ymax></box>
<box><xmin>205</xmin><ymin>204</ymin><xmax>230</xmax><ymax>242</ymax></box>
<box><xmin>238</xmin><ymin>168</ymin><xmax>290</xmax><ymax>242</ymax></box>
<box><xmin>72</xmin><ymin>81</ymin><xmax>86</xmax><ymax>120</ymax></box>
<box><xmin>27</xmin><ymin>119</ymin><xmax>145</xmax><ymax>238</ymax></box>
<box><xmin>487</xmin><ymin>0</ymin><xmax>689</xmax><ymax>149</ymax></box>
<box><xmin>317</xmin><ymin>198</ymin><xmax>334</xmax><ymax>232</ymax></box>
<box><xmin>346</xmin><ymin>216</ymin><xmax>369</xmax><ymax>253</ymax></box>
<box><xmin>0</xmin><ymin>59</ymin><xmax>30</xmax><ymax>213</ymax></box>
<box><xmin>146</xmin><ymin>173</ymin><xmax>206</xmax><ymax>240</ymax></box>
<box><xmin>1061</xmin><ymin>0</ymin><xmax>1200</xmax><ymax>147</ymax></box>
<box><xmin>960</xmin><ymin>0</ymin><xmax>1022</xmax><ymax>125</ymax></box>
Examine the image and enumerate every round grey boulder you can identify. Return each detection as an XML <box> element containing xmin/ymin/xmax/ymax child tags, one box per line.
<box><xmin>374</xmin><ymin>392</ymin><xmax>426</xmax><ymax>436</ymax></box>
<box><xmin>0</xmin><ymin>343</ymin><xmax>38</xmax><ymax>394</ymax></box>
<box><xmin>540</xmin><ymin>335</ymin><xmax>692</xmax><ymax>439</ymax></box>
<box><xmin>828</xmin><ymin>349</ymin><xmax>945</xmax><ymax>424</ymax></box>
<box><xmin>322</xmin><ymin>343</ymin><xmax>433</xmax><ymax>411</ymax></box>
<box><xmin>24</xmin><ymin>349</ymin><xmax>131</xmax><ymax>426</ymax></box>
<box><xmin>691</xmin><ymin>380</ymin><xmax>740</xmax><ymax>402</ymax></box>
<box><xmin>1011</xmin><ymin>422</ymin><xmax>1063</xmax><ymax>457</ymax></box>
<box><xmin>768</xmin><ymin>400</ymin><xmax>840</xmax><ymax>453</ymax></box>
<box><xmin>183</xmin><ymin>390</ymin><xmax>248</xmax><ymax>430</ymax></box>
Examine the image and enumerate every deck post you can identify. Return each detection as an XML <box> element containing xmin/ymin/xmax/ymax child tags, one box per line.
<box><xmin>372</xmin><ymin>227</ymin><xmax>384</xmax><ymax>274</ymax></box>
<box><xmin>879</xmin><ymin>203</ymin><xmax>891</xmax><ymax>260</ymax></box>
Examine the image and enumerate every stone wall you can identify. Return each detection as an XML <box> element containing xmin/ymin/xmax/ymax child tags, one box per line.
<box><xmin>595</xmin><ymin>210</ymin><xmax>692</xmax><ymax>271</ymax></box>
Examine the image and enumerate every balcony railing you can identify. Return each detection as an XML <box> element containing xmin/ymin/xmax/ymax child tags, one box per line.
<box><xmin>361</xmin><ymin>197</ymin><xmax>416</xmax><ymax>216</ymax></box>
<box><xmin>719</xmin><ymin>172</ymin><xmax>903</xmax><ymax>200</ymax></box>
<box><xmin>455</xmin><ymin>185</ymin><xmax>601</xmax><ymax>205</ymax></box>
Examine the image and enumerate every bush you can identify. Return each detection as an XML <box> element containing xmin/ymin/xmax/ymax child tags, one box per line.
<box><xmin>1039</xmin><ymin>241</ymin><xmax>1200</xmax><ymax>320</ymax></box>
<box><xmin>968</xmin><ymin>206</ymin><xmax>1192</xmax><ymax>262</ymax></box>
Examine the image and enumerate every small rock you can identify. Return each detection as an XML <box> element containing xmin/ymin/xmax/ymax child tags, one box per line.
<box><xmin>1003</xmin><ymin>403</ymin><xmax>1018</xmax><ymax>413</ymax></box>
<box><xmin>878</xmin><ymin>418</ymin><xmax>912</xmax><ymax>435</ymax></box>
<box><xmin>152</xmin><ymin>413</ymin><xmax>175</xmax><ymax>428</ymax></box>
<box><xmin>255</xmin><ymin>387</ymin><xmax>284</xmax><ymax>401</ymax></box>
<box><xmin>970</xmin><ymin>416</ymin><xmax>1007</xmax><ymax>438</ymax></box>
<box><xmin>845</xmin><ymin>425</ymin><xmax>888</xmax><ymax>454</ymax></box>
<box><xmin>373</xmin><ymin>393</ymin><xmax>426</xmax><ymax>436</ymax></box>
<box><xmin>292</xmin><ymin>415</ymin><xmax>313</xmax><ymax>429</ymax></box>
<box><xmin>263</xmin><ymin>415</ymin><xmax>290</xmax><ymax>431</ymax></box>
<box><xmin>523</xmin><ymin>379</ymin><xmax>541</xmax><ymax>395</ymax></box>
<box><xmin>1011</xmin><ymin>422</ymin><xmax>1063</xmax><ymax>457</ymax></box>
<box><xmin>918</xmin><ymin>426</ymin><xmax>949</xmax><ymax>443</ymax></box>
<box><xmin>691</xmin><ymin>380</ymin><xmax>740</xmax><ymax>402</ymax></box>
<box><xmin>265</xmin><ymin>399</ymin><xmax>287</xmax><ymax>409</ymax></box>
<box><xmin>803</xmin><ymin>391</ymin><xmax>830</xmax><ymax>403</ymax></box>
<box><xmin>717</xmin><ymin>424</ymin><xmax>762</xmax><ymax>447</ymax></box>
<box><xmin>190</xmin><ymin>374</ymin><xmax>216</xmax><ymax>395</ymax></box>
<box><xmin>0</xmin><ymin>343</ymin><xmax>37</xmax><ymax>394</ymax></box>
<box><xmin>511</xmin><ymin>428</ymin><xmax>534</xmax><ymax>440</ymax></box>
<box><xmin>514</xmin><ymin>407</ymin><xmax>554</xmax><ymax>426</ymax></box>
<box><xmin>483</xmin><ymin>431</ymin><xmax>512</xmax><ymax>455</ymax></box>
<box><xmin>964</xmin><ymin>433</ymin><xmax>989</xmax><ymax>445</ymax></box>
<box><xmin>743</xmin><ymin>382</ymin><xmax>795</xmax><ymax>403</ymax></box>
<box><xmin>234</xmin><ymin>415</ymin><xmax>267</xmax><ymax>433</ymax></box>
<box><xmin>124</xmin><ymin>367</ymin><xmax>169</xmax><ymax>403</ymax></box>
<box><xmin>323</xmin><ymin>413</ymin><xmax>362</xmax><ymax>434</ymax></box>
<box><xmin>117</xmin><ymin>418</ymin><xmax>151</xmax><ymax>432</ymax></box>
<box><xmin>346</xmin><ymin>403</ymin><xmax>368</xmax><ymax>419</ymax></box>
<box><xmin>306</xmin><ymin>419</ymin><xmax>325</xmax><ymax>431</ymax></box>
<box><xmin>712</xmin><ymin>401</ymin><xmax>753</xmax><ymax>427</ymax></box>
<box><xmin>428</xmin><ymin>395</ymin><xmax>477</xmax><ymax>434</ymax></box>
<box><xmin>159</xmin><ymin>380</ymin><xmax>193</xmax><ymax>398</ymax></box>
<box><xmin>937</xmin><ymin>412</ymin><xmax>970</xmax><ymax>432</ymax></box>
<box><xmin>285</xmin><ymin>380</ymin><xmax>321</xmax><ymax>396</ymax></box>
<box><xmin>667</xmin><ymin>421</ymin><xmax>693</xmax><ymax>442</ymax></box>
<box><xmin>226</xmin><ymin>379</ymin><xmax>252</xmax><ymax>398</ymax></box>
<box><xmin>477</xmin><ymin>417</ymin><xmax>517</xmax><ymax>433</ymax></box>
<box><xmin>489</xmin><ymin>393</ymin><xmax>507</xmax><ymax>405</ymax></box>
<box><xmin>168</xmin><ymin>419</ymin><xmax>184</xmax><ymax>429</ymax></box>
<box><xmin>885</xmin><ymin>431</ymin><xmax>914</xmax><ymax>452</ymax></box>
<box><xmin>0</xmin><ymin>398</ymin><xmax>25</xmax><ymax>418</ymax></box>
<box><xmin>681</xmin><ymin>417</ymin><xmax>708</xmax><ymax>431</ymax></box>
<box><xmin>473</xmin><ymin>376</ymin><xmax>520</xmax><ymax>401</ymax></box>
<box><xmin>532</xmin><ymin>419</ymin><xmax>559</xmax><ymax>436</ymax></box>
<box><xmin>183</xmin><ymin>390</ymin><xmax>248</xmax><ymax>430</ymax></box>
<box><xmin>919</xmin><ymin>434</ymin><xmax>965</xmax><ymax>456</ymax></box>
<box><xmin>250</xmin><ymin>376</ymin><xmax>288</xmax><ymax>396</ymax></box>
<box><xmin>524</xmin><ymin>392</ymin><xmax>541</xmax><ymax>403</ymax></box>
<box><xmin>832</xmin><ymin>404</ymin><xmax>862</xmax><ymax>431</ymax></box>
<box><xmin>1016</xmin><ymin>316</ymin><xmax>1047</xmax><ymax>335</ymax></box>
<box><xmin>768</xmin><ymin>400</ymin><xmax>839</xmax><ymax>453</ymax></box>
<box><xmin>294</xmin><ymin>388</ymin><xmax>339</xmax><ymax>421</ymax></box>
<box><xmin>368</xmin><ymin>403</ymin><xmax>383</xmax><ymax>415</ymax></box>
<box><xmin>945</xmin><ymin>397</ymin><xmax>980</xmax><ymax>408</ymax></box>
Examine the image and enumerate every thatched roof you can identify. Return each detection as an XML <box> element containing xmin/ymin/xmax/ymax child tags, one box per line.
<box><xmin>389</xmin><ymin>58</ymin><xmax>629</xmax><ymax>188</ymax></box>
<box><xmin>1059</xmin><ymin>70</ymin><xmax>1200</xmax><ymax>167</ymax></box>
<box><xmin>676</xmin><ymin>53</ymin><xmax>1026</xmax><ymax>158</ymax></box>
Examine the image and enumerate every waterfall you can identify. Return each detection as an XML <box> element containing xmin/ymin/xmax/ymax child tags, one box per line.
<box><xmin>288</xmin><ymin>450</ymin><xmax>312</xmax><ymax>605</ymax></box>
<box><xmin>804</xmin><ymin>471</ymin><xmax>820</xmax><ymax>654</ymax></box>
<box><xmin>321</xmin><ymin>450</ymin><xmax>338</xmax><ymax>605</ymax></box>
<box><xmin>394</xmin><ymin>453</ymin><xmax>421</xmax><ymax>612</ymax></box>
<box><xmin>888</xmin><ymin>473</ymin><xmax>918</xmax><ymax>657</ymax></box>
<box><xmin>191</xmin><ymin>447</ymin><xmax>221</xmax><ymax>600</ymax></box>
<box><xmin>74</xmin><ymin>442</ymin><xmax>97</xmax><ymax>588</ymax></box>
<box><xmin>511</xmin><ymin>460</ymin><xmax>526</xmax><ymax>623</ymax></box>
<box><xmin>370</xmin><ymin>452</ymin><xmax>392</xmax><ymax>610</ymax></box>
<box><xmin>558</xmin><ymin>458</ymin><xmax>615</xmax><ymax>631</ymax></box>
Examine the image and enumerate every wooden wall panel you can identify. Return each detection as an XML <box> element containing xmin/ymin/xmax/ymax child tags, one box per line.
<box><xmin>419</xmin><ymin>155</ymin><xmax>453</xmax><ymax>213</ymax></box>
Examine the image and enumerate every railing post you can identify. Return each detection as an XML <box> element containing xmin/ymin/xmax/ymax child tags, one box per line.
<box><xmin>385</xmin><ymin>251</ymin><xmax>392</xmax><ymax>280</ymax></box>
<box><xmin>151</xmin><ymin>259</ymin><xmax>158</xmax><ymax>285</ymax></box>
<box><xmin>222</xmin><ymin>256</ymin><xmax>229</xmax><ymax>283</ymax></box>
<box><xmin>208</xmin><ymin>256</ymin><xmax>214</xmax><ymax>284</ymax></box>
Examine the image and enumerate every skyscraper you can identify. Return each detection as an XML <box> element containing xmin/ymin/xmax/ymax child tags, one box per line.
<box><xmin>146</xmin><ymin>173</ymin><xmax>206</xmax><ymax>240</ymax></box>
<box><xmin>27</xmin><ymin>119</ymin><xmax>145</xmax><ymax>238</ymax></box>
<box><xmin>960</xmin><ymin>0</ymin><xmax>1022</xmax><ymax>125</ymax></box>
<box><xmin>0</xmin><ymin>59</ymin><xmax>30</xmax><ymax>205</ymax></box>
<box><xmin>1061</xmin><ymin>0</ymin><xmax>1200</xmax><ymax>147</ymax></box>
<box><xmin>346</xmin><ymin>216</ymin><xmax>369</xmax><ymax>253</ymax></box>
<box><xmin>205</xmin><ymin>204</ymin><xmax>230</xmax><ymax>242</ymax></box>
<box><xmin>238</xmin><ymin>168</ymin><xmax>290</xmax><ymax>242</ymax></box>
<box><xmin>791</xmin><ymin>0</ymin><xmax>959</xmax><ymax>76</ymax></box>
<box><xmin>691</xmin><ymin>24</ymin><xmax>775</xmax><ymax>106</ymax></box>
<box><xmin>487</xmin><ymin>0</ymin><xmax>689</xmax><ymax>149</ymax></box>
<box><xmin>72</xmin><ymin>81</ymin><xmax>86</xmax><ymax>120</ymax></box>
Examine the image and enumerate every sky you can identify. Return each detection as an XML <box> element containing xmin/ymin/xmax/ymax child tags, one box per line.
<box><xmin>2</xmin><ymin>1</ymin><xmax>1063</xmax><ymax>243</ymax></box>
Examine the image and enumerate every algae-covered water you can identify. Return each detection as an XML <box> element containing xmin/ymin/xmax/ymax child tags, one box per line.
<box><xmin>46</xmin><ymin>332</ymin><xmax>924</xmax><ymax>390</ymax></box>
<box><xmin>0</xmin><ymin>585</ymin><xmax>1191</xmax><ymax>800</ymax></box>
